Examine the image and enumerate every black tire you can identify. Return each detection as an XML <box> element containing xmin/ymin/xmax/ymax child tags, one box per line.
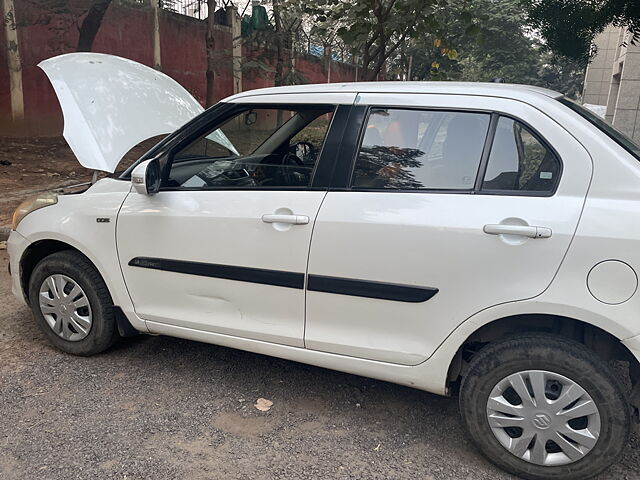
<box><xmin>459</xmin><ymin>333</ymin><xmax>630</xmax><ymax>480</ymax></box>
<box><xmin>28</xmin><ymin>250</ymin><xmax>119</xmax><ymax>356</ymax></box>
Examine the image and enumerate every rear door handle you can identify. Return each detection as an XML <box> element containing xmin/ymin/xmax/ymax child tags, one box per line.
<box><xmin>483</xmin><ymin>224</ymin><xmax>552</xmax><ymax>238</ymax></box>
<box><xmin>261</xmin><ymin>214</ymin><xmax>309</xmax><ymax>225</ymax></box>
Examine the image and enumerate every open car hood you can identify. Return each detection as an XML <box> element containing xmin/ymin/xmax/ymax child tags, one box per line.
<box><xmin>39</xmin><ymin>53</ymin><xmax>205</xmax><ymax>173</ymax></box>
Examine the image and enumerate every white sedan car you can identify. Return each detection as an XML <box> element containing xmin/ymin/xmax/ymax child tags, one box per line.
<box><xmin>8</xmin><ymin>53</ymin><xmax>640</xmax><ymax>480</ymax></box>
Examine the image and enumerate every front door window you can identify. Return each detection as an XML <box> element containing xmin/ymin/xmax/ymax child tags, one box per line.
<box><xmin>167</xmin><ymin>107</ymin><xmax>334</xmax><ymax>189</ymax></box>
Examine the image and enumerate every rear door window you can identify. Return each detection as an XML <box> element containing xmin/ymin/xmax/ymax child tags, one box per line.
<box><xmin>352</xmin><ymin>109</ymin><xmax>490</xmax><ymax>190</ymax></box>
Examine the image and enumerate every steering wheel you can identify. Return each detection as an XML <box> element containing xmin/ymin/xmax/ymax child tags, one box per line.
<box><xmin>281</xmin><ymin>153</ymin><xmax>306</xmax><ymax>186</ymax></box>
<box><xmin>290</xmin><ymin>141</ymin><xmax>316</xmax><ymax>162</ymax></box>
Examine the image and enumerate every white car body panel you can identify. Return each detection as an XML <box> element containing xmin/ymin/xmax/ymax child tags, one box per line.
<box><xmin>116</xmin><ymin>190</ymin><xmax>327</xmax><ymax>347</ymax></box>
<box><xmin>305</xmin><ymin>93</ymin><xmax>593</xmax><ymax>365</ymax></box>
<box><xmin>10</xmin><ymin>179</ymin><xmax>147</xmax><ymax>332</ymax></box>
<box><xmin>524</xmin><ymin>95</ymin><xmax>640</xmax><ymax>343</ymax></box>
<box><xmin>38</xmin><ymin>53</ymin><xmax>204</xmax><ymax>173</ymax></box>
<box><xmin>8</xmin><ymin>67</ymin><xmax>640</xmax><ymax>399</ymax></box>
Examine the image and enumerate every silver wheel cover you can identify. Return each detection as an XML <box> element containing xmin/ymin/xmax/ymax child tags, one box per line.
<box><xmin>486</xmin><ymin>369</ymin><xmax>601</xmax><ymax>466</ymax></box>
<box><xmin>39</xmin><ymin>274</ymin><xmax>93</xmax><ymax>342</ymax></box>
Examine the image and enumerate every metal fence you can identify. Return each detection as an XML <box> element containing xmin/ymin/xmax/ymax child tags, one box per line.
<box><xmin>159</xmin><ymin>0</ymin><xmax>209</xmax><ymax>20</ymax></box>
<box><xmin>120</xmin><ymin>0</ymin><xmax>212</xmax><ymax>20</ymax></box>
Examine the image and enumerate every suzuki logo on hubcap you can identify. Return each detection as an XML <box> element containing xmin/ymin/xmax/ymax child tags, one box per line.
<box><xmin>532</xmin><ymin>413</ymin><xmax>552</xmax><ymax>429</ymax></box>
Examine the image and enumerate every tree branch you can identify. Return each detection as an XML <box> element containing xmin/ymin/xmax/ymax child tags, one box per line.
<box><xmin>77</xmin><ymin>0</ymin><xmax>112</xmax><ymax>52</ymax></box>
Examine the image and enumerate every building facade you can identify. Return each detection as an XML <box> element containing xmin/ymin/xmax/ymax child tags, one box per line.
<box><xmin>583</xmin><ymin>26</ymin><xmax>640</xmax><ymax>141</ymax></box>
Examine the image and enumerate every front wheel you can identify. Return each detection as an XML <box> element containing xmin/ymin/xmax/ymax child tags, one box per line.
<box><xmin>28</xmin><ymin>250</ymin><xmax>119</xmax><ymax>356</ymax></box>
<box><xmin>459</xmin><ymin>333</ymin><xmax>630</xmax><ymax>480</ymax></box>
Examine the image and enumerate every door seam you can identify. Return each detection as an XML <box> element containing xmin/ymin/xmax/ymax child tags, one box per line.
<box><xmin>303</xmin><ymin>190</ymin><xmax>329</xmax><ymax>348</ymax></box>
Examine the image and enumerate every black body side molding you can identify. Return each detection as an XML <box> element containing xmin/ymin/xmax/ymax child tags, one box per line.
<box><xmin>128</xmin><ymin>257</ymin><xmax>304</xmax><ymax>289</ymax></box>
<box><xmin>307</xmin><ymin>275</ymin><xmax>438</xmax><ymax>303</ymax></box>
<box><xmin>128</xmin><ymin>257</ymin><xmax>438</xmax><ymax>303</ymax></box>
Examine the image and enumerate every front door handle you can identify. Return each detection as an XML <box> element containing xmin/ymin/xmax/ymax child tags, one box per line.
<box><xmin>483</xmin><ymin>224</ymin><xmax>552</xmax><ymax>238</ymax></box>
<box><xmin>262</xmin><ymin>214</ymin><xmax>309</xmax><ymax>225</ymax></box>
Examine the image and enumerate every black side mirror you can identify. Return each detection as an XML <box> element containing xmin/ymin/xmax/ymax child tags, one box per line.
<box><xmin>145</xmin><ymin>158</ymin><xmax>161</xmax><ymax>194</ymax></box>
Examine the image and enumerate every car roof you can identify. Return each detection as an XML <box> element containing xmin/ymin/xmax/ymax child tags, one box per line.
<box><xmin>224</xmin><ymin>81</ymin><xmax>562</xmax><ymax>103</ymax></box>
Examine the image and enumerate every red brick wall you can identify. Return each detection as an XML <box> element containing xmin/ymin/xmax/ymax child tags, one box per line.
<box><xmin>158</xmin><ymin>10</ymin><xmax>235</xmax><ymax>105</ymax></box>
<box><xmin>11</xmin><ymin>1</ymin><xmax>158</xmax><ymax>135</ymax></box>
<box><xmin>241</xmin><ymin>45</ymin><xmax>276</xmax><ymax>91</ymax></box>
<box><xmin>295</xmin><ymin>55</ymin><xmax>358</xmax><ymax>84</ymax></box>
<box><xmin>0</xmin><ymin>1</ymin><xmax>358</xmax><ymax>136</ymax></box>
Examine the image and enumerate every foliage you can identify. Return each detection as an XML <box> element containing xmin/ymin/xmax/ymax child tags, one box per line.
<box><xmin>524</xmin><ymin>0</ymin><xmax>640</xmax><ymax>63</ymax></box>
<box><xmin>535</xmin><ymin>52</ymin><xmax>585</xmax><ymax>99</ymax></box>
<box><xmin>396</xmin><ymin>7</ymin><xmax>475</xmax><ymax>81</ymax></box>
<box><xmin>364</xmin><ymin>0</ymin><xmax>583</xmax><ymax>97</ymax></box>
<box><xmin>303</xmin><ymin>0</ymin><xmax>471</xmax><ymax>80</ymax></box>
<box><xmin>457</xmin><ymin>0</ymin><xmax>540</xmax><ymax>84</ymax></box>
<box><xmin>426</xmin><ymin>0</ymin><xmax>584</xmax><ymax>98</ymax></box>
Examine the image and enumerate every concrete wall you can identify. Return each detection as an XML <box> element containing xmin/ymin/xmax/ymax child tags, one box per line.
<box><xmin>583</xmin><ymin>27</ymin><xmax>640</xmax><ymax>141</ymax></box>
<box><xmin>583</xmin><ymin>27</ymin><xmax>623</xmax><ymax>106</ymax></box>
<box><xmin>611</xmin><ymin>37</ymin><xmax>640</xmax><ymax>141</ymax></box>
<box><xmin>0</xmin><ymin>0</ymin><xmax>358</xmax><ymax>136</ymax></box>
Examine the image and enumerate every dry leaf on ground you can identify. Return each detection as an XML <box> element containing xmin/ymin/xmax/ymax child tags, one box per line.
<box><xmin>254</xmin><ymin>398</ymin><xmax>273</xmax><ymax>412</ymax></box>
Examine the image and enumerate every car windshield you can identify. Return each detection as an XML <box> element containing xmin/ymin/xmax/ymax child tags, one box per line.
<box><xmin>558</xmin><ymin>97</ymin><xmax>640</xmax><ymax>161</ymax></box>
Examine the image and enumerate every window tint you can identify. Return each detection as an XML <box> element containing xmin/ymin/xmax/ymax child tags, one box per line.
<box><xmin>482</xmin><ymin>117</ymin><xmax>560</xmax><ymax>193</ymax></box>
<box><xmin>167</xmin><ymin>107</ymin><xmax>334</xmax><ymax>189</ymax></box>
<box><xmin>352</xmin><ymin>109</ymin><xmax>490</xmax><ymax>190</ymax></box>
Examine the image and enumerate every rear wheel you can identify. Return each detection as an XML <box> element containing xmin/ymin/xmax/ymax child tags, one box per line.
<box><xmin>28</xmin><ymin>250</ymin><xmax>119</xmax><ymax>356</ymax></box>
<box><xmin>459</xmin><ymin>333</ymin><xmax>630</xmax><ymax>480</ymax></box>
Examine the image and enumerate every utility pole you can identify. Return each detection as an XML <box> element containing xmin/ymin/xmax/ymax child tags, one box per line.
<box><xmin>2</xmin><ymin>0</ymin><xmax>24</xmax><ymax>122</ymax></box>
<box><xmin>151</xmin><ymin>0</ymin><xmax>162</xmax><ymax>69</ymax></box>
<box><xmin>228</xmin><ymin>5</ymin><xmax>242</xmax><ymax>94</ymax></box>
<box><xmin>205</xmin><ymin>0</ymin><xmax>217</xmax><ymax>106</ymax></box>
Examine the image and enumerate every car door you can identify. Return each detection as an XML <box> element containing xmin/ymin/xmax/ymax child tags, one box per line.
<box><xmin>304</xmin><ymin>93</ymin><xmax>592</xmax><ymax>364</ymax></box>
<box><xmin>117</xmin><ymin>98</ymin><xmax>354</xmax><ymax>347</ymax></box>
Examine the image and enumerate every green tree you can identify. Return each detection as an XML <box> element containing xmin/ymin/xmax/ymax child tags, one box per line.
<box><xmin>536</xmin><ymin>52</ymin><xmax>585</xmax><ymax>99</ymax></box>
<box><xmin>433</xmin><ymin>0</ymin><xmax>584</xmax><ymax>97</ymax></box>
<box><xmin>458</xmin><ymin>0</ymin><xmax>540</xmax><ymax>84</ymax></box>
<box><xmin>305</xmin><ymin>0</ymin><xmax>463</xmax><ymax>80</ymax></box>
<box><xmin>525</xmin><ymin>0</ymin><xmax>640</xmax><ymax>63</ymax></box>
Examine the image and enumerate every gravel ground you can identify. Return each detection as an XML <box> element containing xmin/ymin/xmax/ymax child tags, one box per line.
<box><xmin>1</xmin><ymin>249</ymin><xmax>639</xmax><ymax>480</ymax></box>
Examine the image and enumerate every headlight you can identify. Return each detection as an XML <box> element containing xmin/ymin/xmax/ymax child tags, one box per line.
<box><xmin>11</xmin><ymin>192</ymin><xmax>58</xmax><ymax>230</ymax></box>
